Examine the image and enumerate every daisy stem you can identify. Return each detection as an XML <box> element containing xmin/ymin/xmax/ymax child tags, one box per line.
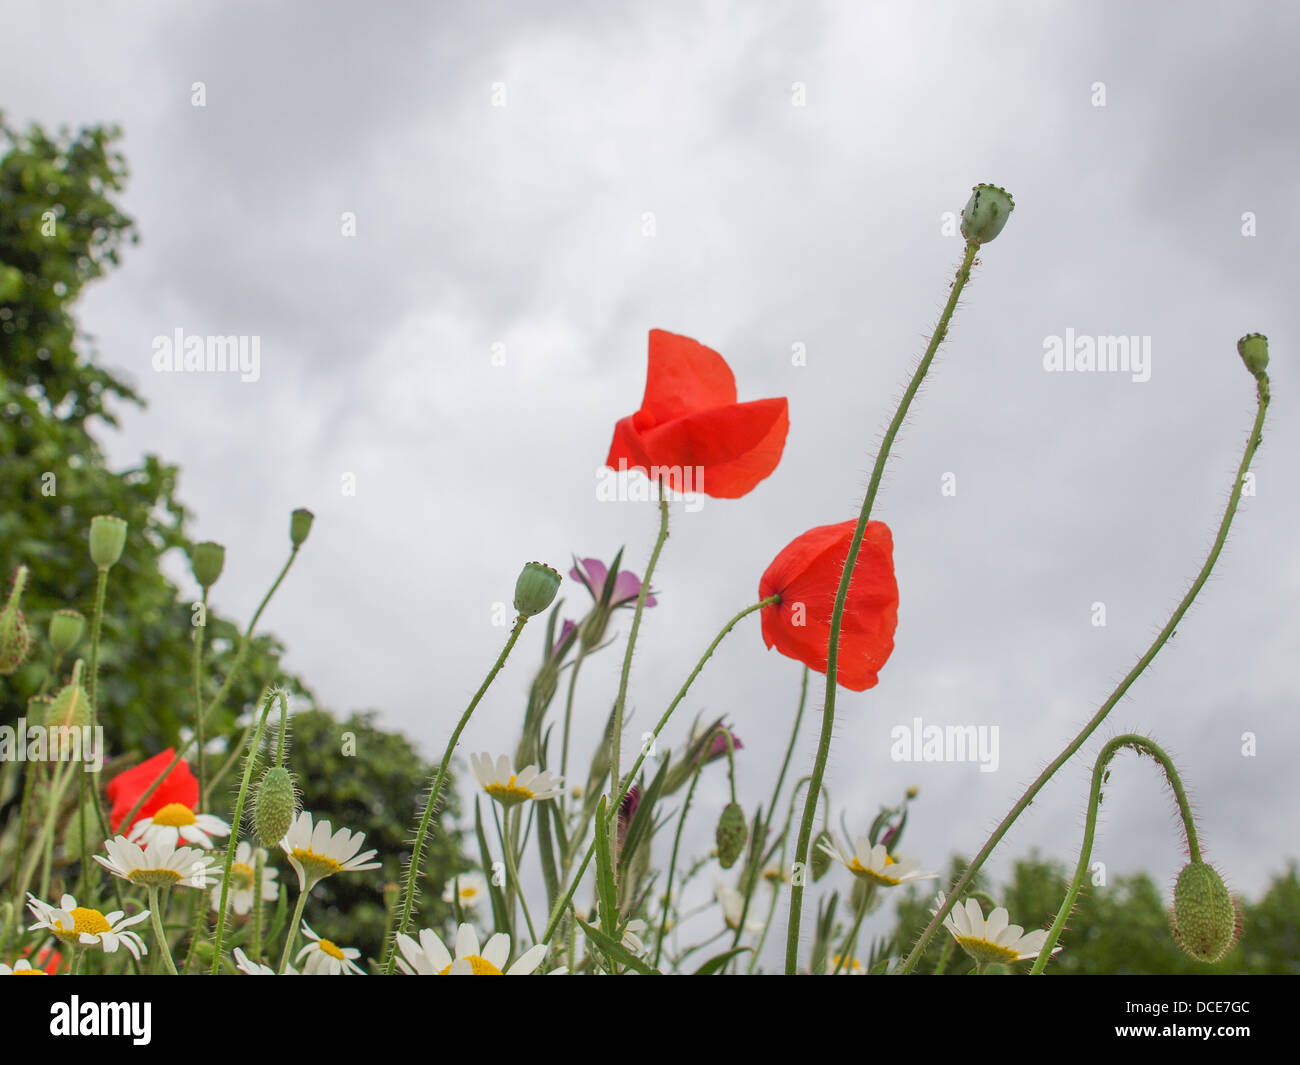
<box><xmin>383</xmin><ymin>613</ymin><xmax>530</xmax><ymax>973</ymax></box>
<box><xmin>654</xmin><ymin>756</ymin><xmax>703</xmax><ymax>970</ymax></box>
<box><xmin>278</xmin><ymin>889</ymin><xmax>309</xmax><ymax>975</ymax></box>
<box><xmin>933</xmin><ymin>933</ymin><xmax>956</xmax><ymax>975</ymax></box>
<box><xmin>833</xmin><ymin>886</ymin><xmax>872</xmax><ymax>974</ymax></box>
<box><xmin>180</xmin><ymin>888</ymin><xmax>206</xmax><ymax>973</ymax></box>
<box><xmin>786</xmin><ymin>238</ymin><xmax>981</xmax><ymax>975</ymax></box>
<box><xmin>606</xmin><ymin>493</ymin><xmax>670</xmax><ymax>891</ymax></box>
<box><xmin>209</xmin><ymin>687</ymin><xmax>286</xmax><ymax>975</ymax></box>
<box><xmin>900</xmin><ymin>372</ymin><xmax>1269</xmax><ymax>973</ymax></box>
<box><xmin>148</xmin><ymin>886</ymin><xmax>178</xmax><ymax>975</ymax></box>
<box><xmin>1031</xmin><ymin>734</ymin><xmax>1197</xmax><ymax>974</ymax></box>
<box><xmin>501</xmin><ymin>805</ymin><xmax>537</xmax><ymax>944</ymax></box>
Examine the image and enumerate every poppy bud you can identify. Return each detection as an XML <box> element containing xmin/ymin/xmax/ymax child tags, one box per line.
<box><xmin>289</xmin><ymin>508</ymin><xmax>315</xmax><ymax>548</ymax></box>
<box><xmin>48</xmin><ymin>610</ymin><xmax>85</xmax><ymax>655</ymax></box>
<box><xmin>1236</xmin><ymin>333</ymin><xmax>1269</xmax><ymax>376</ymax></box>
<box><xmin>191</xmin><ymin>541</ymin><xmax>226</xmax><ymax>588</ymax></box>
<box><xmin>0</xmin><ymin>569</ymin><xmax>30</xmax><ymax>675</ymax></box>
<box><xmin>254</xmin><ymin>765</ymin><xmax>297</xmax><ymax>847</ymax></box>
<box><xmin>960</xmin><ymin>184</ymin><xmax>1015</xmax><ymax>244</ymax></box>
<box><xmin>514</xmin><ymin>562</ymin><xmax>561</xmax><ymax>618</ymax></box>
<box><xmin>811</xmin><ymin>829</ymin><xmax>833</xmax><ymax>881</ymax></box>
<box><xmin>89</xmin><ymin>515</ymin><xmax>128</xmax><ymax>569</ymax></box>
<box><xmin>1170</xmin><ymin>861</ymin><xmax>1239</xmax><ymax>963</ymax></box>
<box><xmin>715</xmin><ymin>802</ymin><xmax>747</xmax><ymax>869</ymax></box>
<box><xmin>47</xmin><ymin>674</ymin><xmax>92</xmax><ymax>731</ymax></box>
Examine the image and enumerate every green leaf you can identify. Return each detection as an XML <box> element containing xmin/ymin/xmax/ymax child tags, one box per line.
<box><xmin>576</xmin><ymin>916</ymin><xmax>661</xmax><ymax>975</ymax></box>
<box><xmin>475</xmin><ymin>798</ymin><xmax>510</xmax><ymax>934</ymax></box>
<box><xmin>594</xmin><ymin>795</ymin><xmax>619</xmax><ymax>936</ymax></box>
<box><xmin>692</xmin><ymin>946</ymin><xmax>751</xmax><ymax>975</ymax></box>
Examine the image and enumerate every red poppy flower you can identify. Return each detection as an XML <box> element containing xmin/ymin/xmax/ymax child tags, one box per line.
<box><xmin>606</xmin><ymin>329</ymin><xmax>789</xmax><ymax>499</ymax></box>
<box><xmin>106</xmin><ymin>748</ymin><xmax>199</xmax><ymax>833</ymax></box>
<box><xmin>758</xmin><ymin>520</ymin><xmax>899</xmax><ymax>692</ymax></box>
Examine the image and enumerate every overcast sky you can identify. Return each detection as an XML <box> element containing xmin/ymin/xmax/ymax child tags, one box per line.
<box><xmin>4</xmin><ymin>0</ymin><xmax>1297</xmax><ymax>969</ymax></box>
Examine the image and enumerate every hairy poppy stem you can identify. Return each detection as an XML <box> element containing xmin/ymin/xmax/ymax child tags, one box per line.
<box><xmin>605</xmin><ymin>493</ymin><xmax>670</xmax><ymax>912</ymax></box>
<box><xmin>1031</xmin><ymin>734</ymin><xmax>1196</xmax><ymax>974</ymax></box>
<box><xmin>900</xmin><ymin>365</ymin><xmax>1269</xmax><ymax>974</ymax></box>
<box><xmin>383</xmin><ymin>613</ymin><xmax>529</xmax><ymax>973</ymax></box>
<box><xmin>785</xmin><ymin>239</ymin><xmax>981</xmax><ymax>974</ymax></box>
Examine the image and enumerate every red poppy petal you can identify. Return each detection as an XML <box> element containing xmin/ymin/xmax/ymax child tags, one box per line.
<box><xmin>107</xmin><ymin>749</ymin><xmax>199</xmax><ymax>832</ymax></box>
<box><xmin>605</xmin><ymin>413</ymin><xmax>656</xmax><ymax>476</ymax></box>
<box><xmin>639</xmin><ymin>329</ymin><xmax>737</xmax><ymax>423</ymax></box>
<box><xmin>636</xmin><ymin>398</ymin><xmax>788</xmax><ymax>498</ymax></box>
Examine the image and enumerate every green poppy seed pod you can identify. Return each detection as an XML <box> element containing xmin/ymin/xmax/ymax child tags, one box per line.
<box><xmin>960</xmin><ymin>184</ymin><xmax>1015</xmax><ymax>244</ymax></box>
<box><xmin>47</xmin><ymin>680</ymin><xmax>92</xmax><ymax>731</ymax></box>
<box><xmin>514</xmin><ymin>562</ymin><xmax>561</xmax><ymax>618</ymax></box>
<box><xmin>254</xmin><ymin>765</ymin><xmax>297</xmax><ymax>847</ymax></box>
<box><xmin>48</xmin><ymin>609</ymin><xmax>86</xmax><ymax>655</ymax></box>
<box><xmin>191</xmin><ymin>541</ymin><xmax>226</xmax><ymax>588</ymax></box>
<box><xmin>0</xmin><ymin>602</ymin><xmax>29</xmax><ymax>676</ymax></box>
<box><xmin>1171</xmin><ymin>861</ymin><xmax>1239</xmax><ymax>963</ymax></box>
<box><xmin>1237</xmin><ymin>333</ymin><xmax>1269</xmax><ymax>376</ymax></box>
<box><xmin>289</xmin><ymin>508</ymin><xmax>315</xmax><ymax>548</ymax></box>
<box><xmin>89</xmin><ymin>515</ymin><xmax>128</xmax><ymax>569</ymax></box>
<box><xmin>811</xmin><ymin>829</ymin><xmax>833</xmax><ymax>882</ymax></box>
<box><xmin>715</xmin><ymin>803</ymin><xmax>747</xmax><ymax>869</ymax></box>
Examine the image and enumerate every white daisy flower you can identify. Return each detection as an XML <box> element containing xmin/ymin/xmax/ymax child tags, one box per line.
<box><xmin>211</xmin><ymin>841</ymin><xmax>279</xmax><ymax>915</ymax></box>
<box><xmin>395</xmin><ymin>923</ymin><xmax>556</xmax><ymax>975</ymax></box>
<box><xmin>824</xmin><ymin>953</ymin><xmax>868</xmax><ymax>975</ymax></box>
<box><xmin>441</xmin><ymin>871</ymin><xmax>489</xmax><ymax>913</ymax></box>
<box><xmin>0</xmin><ymin>959</ymin><xmax>47</xmax><ymax>975</ymax></box>
<box><xmin>714</xmin><ymin>880</ymin><xmax>764</xmax><ymax>933</ymax></box>
<box><xmin>295</xmin><ymin>922</ymin><xmax>366</xmax><ymax>975</ymax></box>
<box><xmin>94</xmin><ymin>835</ymin><xmax>220</xmax><ymax>889</ymax></box>
<box><xmin>818</xmin><ymin>834</ymin><xmax>937</xmax><ymax>887</ymax></box>
<box><xmin>26</xmin><ymin>893</ymin><xmax>149</xmax><ymax>960</ymax></box>
<box><xmin>938</xmin><ymin>894</ymin><xmax>1055</xmax><ymax>965</ymax></box>
<box><xmin>233</xmin><ymin>947</ymin><xmax>297</xmax><ymax>975</ymax></box>
<box><xmin>279</xmin><ymin>811</ymin><xmax>381</xmax><ymax>891</ymax></box>
<box><xmin>469</xmin><ymin>753</ymin><xmax>563</xmax><ymax>808</ymax></box>
<box><xmin>128</xmin><ymin>801</ymin><xmax>230</xmax><ymax>850</ymax></box>
<box><xmin>762</xmin><ymin>863</ymin><xmax>788</xmax><ymax>885</ymax></box>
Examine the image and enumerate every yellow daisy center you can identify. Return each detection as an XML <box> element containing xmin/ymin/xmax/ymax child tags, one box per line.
<box><xmin>290</xmin><ymin>848</ymin><xmax>344</xmax><ymax>881</ymax></box>
<box><xmin>485</xmin><ymin>776</ymin><xmax>534</xmax><ymax>807</ymax></box>
<box><xmin>831</xmin><ymin>954</ymin><xmax>864</xmax><ymax>973</ymax></box>
<box><xmin>58</xmin><ymin>906</ymin><xmax>111</xmax><ymax>937</ymax></box>
<box><xmin>955</xmin><ymin>935</ymin><xmax>1022</xmax><ymax>965</ymax></box>
<box><xmin>11</xmin><ymin>968</ymin><xmax>47</xmax><ymax>975</ymax></box>
<box><xmin>151</xmin><ymin>803</ymin><xmax>197</xmax><ymax>827</ymax></box>
<box><xmin>847</xmin><ymin>853</ymin><xmax>901</xmax><ymax>885</ymax></box>
<box><xmin>460</xmin><ymin>886</ymin><xmax>479</xmax><ymax>899</ymax></box>
<box><xmin>318</xmin><ymin>939</ymin><xmax>346</xmax><ymax>961</ymax></box>
<box><xmin>230</xmin><ymin>862</ymin><xmax>256</xmax><ymax>890</ymax></box>
<box><xmin>438</xmin><ymin>955</ymin><xmax>503</xmax><ymax>975</ymax></box>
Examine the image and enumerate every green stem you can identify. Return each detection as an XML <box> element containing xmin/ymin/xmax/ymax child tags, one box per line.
<box><xmin>278</xmin><ymin>889</ymin><xmax>309</xmax><ymax>974</ymax></box>
<box><xmin>86</xmin><ymin>568</ymin><xmax>108</xmax><ymax>715</ymax></box>
<box><xmin>606</xmin><ymin>493</ymin><xmax>670</xmax><ymax>891</ymax></box>
<box><xmin>148</xmin><ymin>887</ymin><xmax>178</xmax><ymax>975</ymax></box>
<box><xmin>251</xmin><ymin>848</ymin><xmax>266</xmax><ymax>961</ymax></box>
<box><xmin>1030</xmin><ymin>734</ymin><xmax>1197</xmax><ymax>973</ymax></box>
<box><xmin>653</xmin><ymin>758</ymin><xmax>703</xmax><ymax>970</ymax></box>
<box><xmin>786</xmin><ymin>242</ymin><xmax>981</xmax><ymax>974</ymax></box>
<box><xmin>209</xmin><ymin>688</ymin><xmax>286</xmax><ymax>974</ymax></box>
<box><xmin>500</xmin><ymin>806</ymin><xmax>537</xmax><ymax>943</ymax></box>
<box><xmin>383</xmin><ymin>614</ymin><xmax>529</xmax><ymax>973</ymax></box>
<box><xmin>832</xmin><ymin>889</ymin><xmax>872</xmax><ymax>975</ymax></box>
<box><xmin>901</xmin><ymin>369</ymin><xmax>1269</xmax><ymax>973</ymax></box>
<box><xmin>119</xmin><ymin>544</ymin><xmax>304</xmax><ymax>834</ymax></box>
<box><xmin>558</xmin><ymin>647</ymin><xmax>586</xmax><ymax>821</ymax></box>
<box><xmin>193</xmin><ymin>589</ymin><xmax>208</xmax><ymax>811</ymax></box>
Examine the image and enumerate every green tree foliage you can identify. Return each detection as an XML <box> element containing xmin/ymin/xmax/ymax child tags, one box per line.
<box><xmin>0</xmin><ymin>118</ymin><xmax>468</xmax><ymax>945</ymax></box>
<box><xmin>0</xmin><ymin>114</ymin><xmax>284</xmax><ymax>754</ymax></box>
<box><xmin>890</xmin><ymin>852</ymin><xmax>1300</xmax><ymax>974</ymax></box>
